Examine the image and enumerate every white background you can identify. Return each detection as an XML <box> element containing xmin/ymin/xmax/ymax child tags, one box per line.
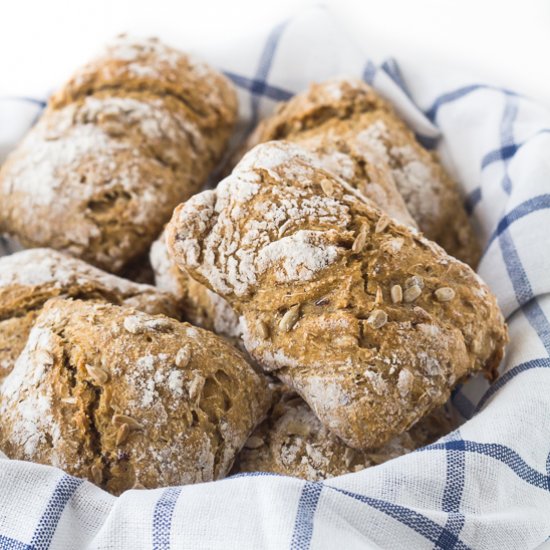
<box><xmin>0</xmin><ymin>0</ymin><xmax>548</xmax><ymax>107</ymax></box>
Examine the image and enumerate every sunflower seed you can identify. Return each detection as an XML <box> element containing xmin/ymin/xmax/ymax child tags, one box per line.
<box><xmin>85</xmin><ymin>364</ymin><xmax>109</xmax><ymax>385</ymax></box>
<box><xmin>116</xmin><ymin>423</ymin><xmax>131</xmax><ymax>446</ymax></box>
<box><xmin>403</xmin><ymin>284</ymin><xmax>422</xmax><ymax>303</ymax></box>
<box><xmin>405</xmin><ymin>275</ymin><xmax>424</xmax><ymax>289</ymax></box>
<box><xmin>257</xmin><ymin>320</ymin><xmax>269</xmax><ymax>339</ymax></box>
<box><xmin>375</xmin><ymin>286</ymin><xmax>384</xmax><ymax>305</ymax></box>
<box><xmin>320</xmin><ymin>178</ymin><xmax>336</xmax><ymax>197</ymax></box>
<box><xmin>244</xmin><ymin>436</ymin><xmax>265</xmax><ymax>449</ymax></box>
<box><xmin>175</xmin><ymin>345</ymin><xmax>192</xmax><ymax>367</ymax></box>
<box><xmin>375</xmin><ymin>214</ymin><xmax>390</xmax><ymax>233</ymax></box>
<box><xmin>367</xmin><ymin>309</ymin><xmax>388</xmax><ymax>329</ymax></box>
<box><xmin>279</xmin><ymin>305</ymin><xmax>301</xmax><ymax>332</ymax></box>
<box><xmin>352</xmin><ymin>224</ymin><xmax>369</xmax><ymax>254</ymax></box>
<box><xmin>188</xmin><ymin>372</ymin><xmax>205</xmax><ymax>402</ymax></box>
<box><xmin>112</xmin><ymin>414</ymin><xmax>143</xmax><ymax>430</ymax></box>
<box><xmin>123</xmin><ymin>315</ymin><xmax>172</xmax><ymax>334</ymax></box>
<box><xmin>34</xmin><ymin>350</ymin><xmax>54</xmax><ymax>367</ymax></box>
<box><xmin>434</xmin><ymin>287</ymin><xmax>455</xmax><ymax>302</ymax></box>
<box><xmin>61</xmin><ymin>397</ymin><xmax>77</xmax><ymax>405</ymax></box>
<box><xmin>344</xmin><ymin>447</ymin><xmax>357</xmax><ymax>468</ymax></box>
<box><xmin>390</xmin><ymin>284</ymin><xmax>403</xmax><ymax>304</ymax></box>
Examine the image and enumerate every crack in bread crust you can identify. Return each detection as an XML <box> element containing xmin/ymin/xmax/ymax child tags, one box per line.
<box><xmin>0</xmin><ymin>298</ymin><xmax>271</xmax><ymax>495</ymax></box>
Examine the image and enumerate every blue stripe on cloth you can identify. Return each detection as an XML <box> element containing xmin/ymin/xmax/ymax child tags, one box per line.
<box><xmin>152</xmin><ymin>487</ymin><xmax>182</xmax><ymax>550</ymax></box>
<box><xmin>326</xmin><ymin>487</ymin><xmax>471</xmax><ymax>550</ymax></box>
<box><xmin>464</xmin><ymin>187</ymin><xmax>482</xmax><ymax>215</ymax></box>
<box><xmin>381</xmin><ymin>58</ymin><xmax>412</xmax><ymax>99</ymax></box>
<box><xmin>499</xmin><ymin>97</ymin><xmax>519</xmax><ymax>194</ymax></box>
<box><xmin>485</xmin><ymin>194</ymin><xmax>550</xmax><ymax>251</ymax></box>
<box><xmin>415</xmin><ymin>133</ymin><xmax>439</xmax><ymax>150</ymax></box>
<box><xmin>0</xmin><ymin>535</ymin><xmax>32</xmax><ymax>550</ymax></box>
<box><xmin>246</xmin><ymin>19</ymin><xmax>290</xmax><ymax>131</ymax></box>
<box><xmin>223</xmin><ymin>72</ymin><xmax>293</xmax><ymax>101</ymax></box>
<box><xmin>361</xmin><ymin>60</ymin><xmax>377</xmax><ymax>85</ymax></box>
<box><xmin>421</xmin><ymin>441</ymin><xmax>550</xmax><ymax>491</ymax></box>
<box><xmin>435</xmin><ymin>430</ymin><xmax>466</xmax><ymax>549</ymax></box>
<box><xmin>451</xmin><ymin>386</ymin><xmax>476</xmax><ymax>420</ymax></box>
<box><xmin>481</xmin><ymin>129</ymin><xmax>550</xmax><ymax>169</ymax></box>
<box><xmin>425</xmin><ymin>84</ymin><xmax>521</xmax><ymax>123</ymax></box>
<box><xmin>476</xmin><ymin>357</ymin><xmax>550</xmax><ymax>412</ymax></box>
<box><xmin>498</xmin><ymin>229</ymin><xmax>550</xmax><ymax>354</ymax></box>
<box><xmin>29</xmin><ymin>474</ymin><xmax>83</xmax><ymax>550</ymax></box>
<box><xmin>0</xmin><ymin>96</ymin><xmax>47</xmax><ymax>108</ymax></box>
<box><xmin>290</xmin><ymin>482</ymin><xmax>323</xmax><ymax>550</ymax></box>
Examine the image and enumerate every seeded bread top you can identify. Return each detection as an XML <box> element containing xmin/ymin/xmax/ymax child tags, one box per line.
<box><xmin>166</xmin><ymin>141</ymin><xmax>507</xmax><ymax>449</ymax></box>
<box><xmin>0</xmin><ymin>248</ymin><xmax>179</xmax><ymax>382</ymax></box>
<box><xmin>0</xmin><ymin>298</ymin><xmax>271</xmax><ymax>495</ymax></box>
<box><xmin>241</xmin><ymin>77</ymin><xmax>480</xmax><ymax>267</ymax></box>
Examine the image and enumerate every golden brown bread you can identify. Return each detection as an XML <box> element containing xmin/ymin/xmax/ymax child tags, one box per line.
<box><xmin>239</xmin><ymin>77</ymin><xmax>480</xmax><ymax>267</ymax></box>
<box><xmin>150</xmin><ymin>231</ymin><xmax>242</xmax><ymax>341</ymax></box>
<box><xmin>0</xmin><ymin>298</ymin><xmax>271</xmax><ymax>495</ymax></box>
<box><xmin>0</xmin><ymin>36</ymin><xmax>238</xmax><ymax>272</ymax></box>
<box><xmin>0</xmin><ymin>248</ymin><xmax>178</xmax><ymax>382</ymax></box>
<box><xmin>233</xmin><ymin>392</ymin><xmax>456</xmax><ymax>480</ymax></box>
<box><xmin>166</xmin><ymin>141</ymin><xmax>508</xmax><ymax>450</ymax></box>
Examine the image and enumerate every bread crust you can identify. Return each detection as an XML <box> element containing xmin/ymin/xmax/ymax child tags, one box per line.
<box><xmin>150</xmin><ymin>231</ymin><xmax>242</xmax><ymax>340</ymax></box>
<box><xmin>0</xmin><ymin>298</ymin><xmax>271</xmax><ymax>495</ymax></box>
<box><xmin>0</xmin><ymin>36</ymin><xmax>238</xmax><ymax>272</ymax></box>
<box><xmin>0</xmin><ymin>248</ymin><xmax>178</xmax><ymax>382</ymax></box>
<box><xmin>166</xmin><ymin>141</ymin><xmax>507</xmax><ymax>449</ymax></box>
<box><xmin>233</xmin><ymin>392</ymin><xmax>455</xmax><ymax>480</ymax></box>
<box><xmin>239</xmin><ymin>78</ymin><xmax>480</xmax><ymax>267</ymax></box>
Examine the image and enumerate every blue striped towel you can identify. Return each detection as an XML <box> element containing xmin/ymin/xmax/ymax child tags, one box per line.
<box><xmin>1</xmin><ymin>7</ymin><xmax>550</xmax><ymax>550</ymax></box>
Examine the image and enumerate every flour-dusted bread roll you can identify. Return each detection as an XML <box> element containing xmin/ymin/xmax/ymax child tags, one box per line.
<box><xmin>240</xmin><ymin>78</ymin><xmax>480</xmax><ymax>267</ymax></box>
<box><xmin>0</xmin><ymin>36</ymin><xmax>238</xmax><ymax>272</ymax></box>
<box><xmin>166</xmin><ymin>141</ymin><xmax>507</xmax><ymax>450</ymax></box>
<box><xmin>0</xmin><ymin>298</ymin><xmax>271</xmax><ymax>495</ymax></box>
<box><xmin>150</xmin><ymin>231</ymin><xmax>242</xmax><ymax>342</ymax></box>
<box><xmin>233</xmin><ymin>392</ymin><xmax>455</xmax><ymax>480</ymax></box>
<box><xmin>0</xmin><ymin>248</ymin><xmax>178</xmax><ymax>382</ymax></box>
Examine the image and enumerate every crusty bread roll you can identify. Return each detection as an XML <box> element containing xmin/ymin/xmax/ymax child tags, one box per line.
<box><xmin>238</xmin><ymin>77</ymin><xmax>480</xmax><ymax>267</ymax></box>
<box><xmin>0</xmin><ymin>298</ymin><xmax>271</xmax><ymax>495</ymax></box>
<box><xmin>166</xmin><ymin>141</ymin><xmax>507</xmax><ymax>450</ymax></box>
<box><xmin>233</xmin><ymin>392</ymin><xmax>455</xmax><ymax>480</ymax></box>
<box><xmin>0</xmin><ymin>248</ymin><xmax>178</xmax><ymax>382</ymax></box>
<box><xmin>0</xmin><ymin>36</ymin><xmax>238</xmax><ymax>272</ymax></box>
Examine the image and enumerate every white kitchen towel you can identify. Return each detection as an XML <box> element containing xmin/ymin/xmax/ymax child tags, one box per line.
<box><xmin>1</xmin><ymin>6</ymin><xmax>550</xmax><ymax>549</ymax></box>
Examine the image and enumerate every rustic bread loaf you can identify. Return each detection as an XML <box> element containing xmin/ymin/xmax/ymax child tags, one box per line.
<box><xmin>166</xmin><ymin>141</ymin><xmax>507</xmax><ymax>450</ymax></box>
<box><xmin>239</xmin><ymin>78</ymin><xmax>480</xmax><ymax>267</ymax></box>
<box><xmin>0</xmin><ymin>248</ymin><xmax>178</xmax><ymax>382</ymax></box>
<box><xmin>0</xmin><ymin>298</ymin><xmax>271</xmax><ymax>495</ymax></box>
<box><xmin>233</xmin><ymin>392</ymin><xmax>455</xmax><ymax>480</ymax></box>
<box><xmin>0</xmin><ymin>36</ymin><xmax>237</xmax><ymax>272</ymax></box>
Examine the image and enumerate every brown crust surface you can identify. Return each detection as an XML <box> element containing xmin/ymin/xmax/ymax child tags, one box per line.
<box><xmin>150</xmin><ymin>231</ymin><xmax>242</xmax><ymax>340</ymax></box>
<box><xmin>166</xmin><ymin>141</ymin><xmax>507</xmax><ymax>450</ymax></box>
<box><xmin>0</xmin><ymin>36</ymin><xmax>237</xmax><ymax>272</ymax></box>
<box><xmin>240</xmin><ymin>77</ymin><xmax>480</xmax><ymax>267</ymax></box>
<box><xmin>0</xmin><ymin>248</ymin><xmax>178</xmax><ymax>382</ymax></box>
<box><xmin>0</xmin><ymin>298</ymin><xmax>271</xmax><ymax>495</ymax></box>
<box><xmin>233</xmin><ymin>392</ymin><xmax>456</xmax><ymax>480</ymax></box>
